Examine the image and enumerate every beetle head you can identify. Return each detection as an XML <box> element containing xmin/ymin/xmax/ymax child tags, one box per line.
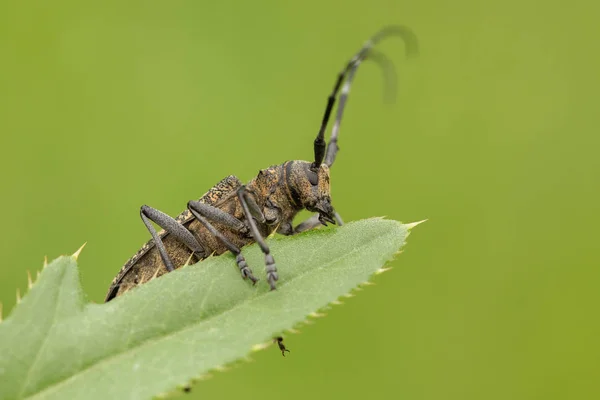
<box><xmin>287</xmin><ymin>161</ymin><xmax>336</xmax><ymax>225</ymax></box>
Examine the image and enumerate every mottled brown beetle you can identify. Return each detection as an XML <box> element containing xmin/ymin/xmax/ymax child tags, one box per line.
<box><xmin>105</xmin><ymin>26</ymin><xmax>418</xmax><ymax>302</ymax></box>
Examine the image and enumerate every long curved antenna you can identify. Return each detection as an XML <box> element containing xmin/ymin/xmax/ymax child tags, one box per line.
<box><xmin>324</xmin><ymin>49</ymin><xmax>396</xmax><ymax>167</ymax></box>
<box><xmin>369</xmin><ymin>49</ymin><xmax>399</xmax><ymax>105</ymax></box>
<box><xmin>312</xmin><ymin>25</ymin><xmax>418</xmax><ymax>170</ymax></box>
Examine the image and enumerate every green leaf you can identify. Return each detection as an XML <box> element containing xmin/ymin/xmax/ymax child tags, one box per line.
<box><xmin>0</xmin><ymin>218</ymin><xmax>421</xmax><ymax>400</ymax></box>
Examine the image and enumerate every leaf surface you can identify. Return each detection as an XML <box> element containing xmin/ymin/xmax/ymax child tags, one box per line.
<box><xmin>0</xmin><ymin>218</ymin><xmax>419</xmax><ymax>400</ymax></box>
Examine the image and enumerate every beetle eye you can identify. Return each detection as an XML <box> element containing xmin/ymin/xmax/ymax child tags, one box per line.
<box><xmin>307</xmin><ymin>170</ymin><xmax>318</xmax><ymax>186</ymax></box>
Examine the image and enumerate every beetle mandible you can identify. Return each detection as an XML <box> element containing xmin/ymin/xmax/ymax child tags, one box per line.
<box><xmin>105</xmin><ymin>26</ymin><xmax>418</xmax><ymax>301</ymax></box>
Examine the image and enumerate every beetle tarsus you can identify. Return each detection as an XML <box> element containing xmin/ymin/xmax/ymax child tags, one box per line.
<box><xmin>265</xmin><ymin>254</ymin><xmax>278</xmax><ymax>290</ymax></box>
<box><xmin>236</xmin><ymin>254</ymin><xmax>258</xmax><ymax>284</ymax></box>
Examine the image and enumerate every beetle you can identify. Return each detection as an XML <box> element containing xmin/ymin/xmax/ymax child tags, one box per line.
<box><xmin>105</xmin><ymin>25</ymin><xmax>418</xmax><ymax>302</ymax></box>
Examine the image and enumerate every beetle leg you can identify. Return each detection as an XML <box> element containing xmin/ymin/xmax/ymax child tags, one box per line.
<box><xmin>237</xmin><ymin>186</ymin><xmax>279</xmax><ymax>290</ymax></box>
<box><xmin>291</xmin><ymin>214</ymin><xmax>321</xmax><ymax>234</ymax></box>
<box><xmin>187</xmin><ymin>201</ymin><xmax>248</xmax><ymax>233</ymax></box>
<box><xmin>187</xmin><ymin>200</ymin><xmax>258</xmax><ymax>284</ymax></box>
<box><xmin>140</xmin><ymin>205</ymin><xmax>205</xmax><ymax>272</ymax></box>
<box><xmin>288</xmin><ymin>210</ymin><xmax>344</xmax><ymax>235</ymax></box>
<box><xmin>333</xmin><ymin>211</ymin><xmax>344</xmax><ymax>226</ymax></box>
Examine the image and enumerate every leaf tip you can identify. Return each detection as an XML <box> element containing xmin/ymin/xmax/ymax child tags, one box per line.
<box><xmin>149</xmin><ymin>268</ymin><xmax>161</xmax><ymax>281</ymax></box>
<box><xmin>309</xmin><ymin>312</ymin><xmax>326</xmax><ymax>318</ymax></box>
<box><xmin>182</xmin><ymin>253</ymin><xmax>195</xmax><ymax>268</ymax></box>
<box><xmin>267</xmin><ymin>227</ymin><xmax>278</xmax><ymax>239</ymax></box>
<box><xmin>43</xmin><ymin>255</ymin><xmax>48</xmax><ymax>268</ymax></box>
<box><xmin>16</xmin><ymin>288</ymin><xmax>21</xmax><ymax>304</ymax></box>
<box><xmin>251</xmin><ymin>342</ymin><xmax>271</xmax><ymax>352</ymax></box>
<box><xmin>214</xmin><ymin>364</ymin><xmax>229</xmax><ymax>372</ymax></box>
<box><xmin>27</xmin><ymin>270</ymin><xmax>33</xmax><ymax>289</ymax></box>
<box><xmin>375</xmin><ymin>267</ymin><xmax>392</xmax><ymax>275</ymax></box>
<box><xmin>198</xmin><ymin>373</ymin><xmax>213</xmax><ymax>381</ymax></box>
<box><xmin>72</xmin><ymin>242</ymin><xmax>87</xmax><ymax>260</ymax></box>
<box><xmin>405</xmin><ymin>219</ymin><xmax>427</xmax><ymax>230</ymax></box>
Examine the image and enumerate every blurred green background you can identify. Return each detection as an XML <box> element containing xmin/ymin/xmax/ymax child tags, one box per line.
<box><xmin>1</xmin><ymin>0</ymin><xmax>599</xmax><ymax>399</ymax></box>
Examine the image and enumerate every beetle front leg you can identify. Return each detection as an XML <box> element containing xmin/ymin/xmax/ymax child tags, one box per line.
<box><xmin>333</xmin><ymin>211</ymin><xmax>344</xmax><ymax>226</ymax></box>
<box><xmin>286</xmin><ymin>210</ymin><xmax>344</xmax><ymax>235</ymax></box>
<box><xmin>237</xmin><ymin>186</ymin><xmax>279</xmax><ymax>290</ymax></box>
<box><xmin>292</xmin><ymin>214</ymin><xmax>322</xmax><ymax>234</ymax></box>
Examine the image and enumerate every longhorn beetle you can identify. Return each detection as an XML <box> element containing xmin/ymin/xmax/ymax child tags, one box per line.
<box><xmin>105</xmin><ymin>25</ymin><xmax>418</xmax><ymax>302</ymax></box>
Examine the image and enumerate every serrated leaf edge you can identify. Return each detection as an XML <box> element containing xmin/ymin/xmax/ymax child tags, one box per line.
<box><xmin>4</xmin><ymin>219</ymin><xmax>425</xmax><ymax>397</ymax></box>
<box><xmin>160</xmin><ymin>245</ymin><xmax>405</xmax><ymax>398</ymax></box>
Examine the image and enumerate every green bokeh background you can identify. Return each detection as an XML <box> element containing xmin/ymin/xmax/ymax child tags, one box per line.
<box><xmin>1</xmin><ymin>1</ymin><xmax>598</xmax><ymax>399</ymax></box>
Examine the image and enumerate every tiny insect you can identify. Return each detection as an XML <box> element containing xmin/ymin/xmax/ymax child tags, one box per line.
<box><xmin>275</xmin><ymin>336</ymin><xmax>290</xmax><ymax>357</ymax></box>
<box><xmin>105</xmin><ymin>26</ymin><xmax>418</xmax><ymax>302</ymax></box>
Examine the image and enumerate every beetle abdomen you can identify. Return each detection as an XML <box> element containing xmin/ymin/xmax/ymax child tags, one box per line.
<box><xmin>105</xmin><ymin>175</ymin><xmax>242</xmax><ymax>301</ymax></box>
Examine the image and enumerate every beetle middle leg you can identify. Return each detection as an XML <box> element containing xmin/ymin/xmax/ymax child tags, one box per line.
<box><xmin>187</xmin><ymin>200</ymin><xmax>259</xmax><ymax>284</ymax></box>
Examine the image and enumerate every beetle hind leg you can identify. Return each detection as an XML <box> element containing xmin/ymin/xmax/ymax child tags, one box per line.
<box><xmin>140</xmin><ymin>205</ymin><xmax>205</xmax><ymax>273</ymax></box>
